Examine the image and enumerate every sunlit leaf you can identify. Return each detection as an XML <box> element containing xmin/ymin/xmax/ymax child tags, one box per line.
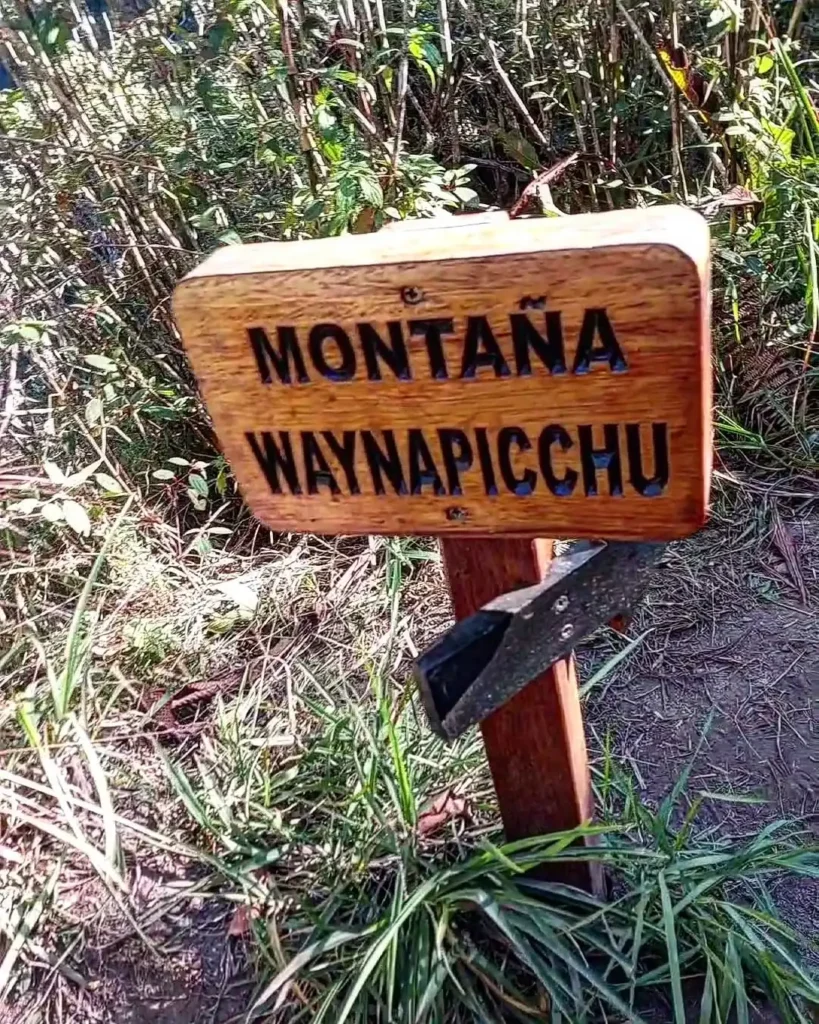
<box><xmin>65</xmin><ymin>460</ymin><xmax>102</xmax><ymax>488</ymax></box>
<box><xmin>40</xmin><ymin>501</ymin><xmax>64</xmax><ymax>523</ymax></box>
<box><xmin>95</xmin><ymin>472</ymin><xmax>125</xmax><ymax>494</ymax></box>
<box><xmin>215</xmin><ymin>579</ymin><xmax>258</xmax><ymax>612</ymax></box>
<box><xmin>84</xmin><ymin>354</ymin><xmax>118</xmax><ymax>372</ymax></box>
<box><xmin>85</xmin><ymin>397</ymin><xmax>103</xmax><ymax>425</ymax></box>
<box><xmin>11</xmin><ymin>498</ymin><xmax>41</xmax><ymax>515</ymax></box>
<box><xmin>62</xmin><ymin>500</ymin><xmax>91</xmax><ymax>536</ymax></box>
<box><xmin>42</xmin><ymin>460</ymin><xmax>66</xmax><ymax>485</ymax></box>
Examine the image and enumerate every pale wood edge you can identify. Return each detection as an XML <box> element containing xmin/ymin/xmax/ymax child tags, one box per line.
<box><xmin>173</xmin><ymin>206</ymin><xmax>710</xmax><ymax>287</ymax></box>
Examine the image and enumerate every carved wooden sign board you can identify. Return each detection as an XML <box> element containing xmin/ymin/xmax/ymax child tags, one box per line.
<box><xmin>174</xmin><ymin>207</ymin><xmax>711</xmax><ymax>540</ymax></box>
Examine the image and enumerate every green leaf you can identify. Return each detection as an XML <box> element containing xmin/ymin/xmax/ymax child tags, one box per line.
<box><xmin>18</xmin><ymin>324</ymin><xmax>43</xmax><ymax>343</ymax></box>
<box><xmin>167</xmin><ymin>457</ymin><xmax>190</xmax><ymax>466</ymax></box>
<box><xmin>152</xmin><ymin>469</ymin><xmax>175</xmax><ymax>481</ymax></box>
<box><xmin>85</xmin><ymin>397</ymin><xmax>103</xmax><ymax>425</ymax></box>
<box><xmin>579</xmin><ymin>630</ymin><xmax>652</xmax><ymax>699</ymax></box>
<box><xmin>658</xmin><ymin>872</ymin><xmax>686</xmax><ymax>1024</ymax></box>
<box><xmin>329</xmin><ymin>69</ymin><xmax>359</xmax><ymax>86</ymax></box>
<box><xmin>0</xmin><ymin>861</ymin><xmax>61</xmax><ymax>995</ymax></box>
<box><xmin>218</xmin><ymin>229</ymin><xmax>243</xmax><ymax>246</ymax></box>
<box><xmin>187</xmin><ymin>488</ymin><xmax>207</xmax><ymax>511</ymax></box>
<box><xmin>208</xmin><ymin>18</ymin><xmax>234</xmax><ymax>53</ymax></box>
<box><xmin>498</xmin><ymin>130</ymin><xmax>540</xmax><ymax>171</ymax></box>
<box><xmin>84</xmin><ymin>354</ymin><xmax>118</xmax><ymax>372</ymax></box>
<box><xmin>95</xmin><ymin>472</ymin><xmax>125</xmax><ymax>494</ymax></box>
<box><xmin>62</xmin><ymin>500</ymin><xmax>91</xmax><ymax>537</ymax></box>
<box><xmin>756</xmin><ymin>53</ymin><xmax>774</xmax><ymax>74</ymax></box>
<box><xmin>453</xmin><ymin>186</ymin><xmax>478</xmax><ymax>206</ymax></box>
<box><xmin>303</xmin><ymin>199</ymin><xmax>325</xmax><ymax>222</ymax></box>
<box><xmin>358</xmin><ymin>175</ymin><xmax>384</xmax><ymax>206</ymax></box>
<box><xmin>188</xmin><ymin>473</ymin><xmax>208</xmax><ymax>496</ymax></box>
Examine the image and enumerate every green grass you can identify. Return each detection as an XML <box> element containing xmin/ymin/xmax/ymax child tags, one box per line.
<box><xmin>153</xmin><ymin>664</ymin><xmax>819</xmax><ymax>1024</ymax></box>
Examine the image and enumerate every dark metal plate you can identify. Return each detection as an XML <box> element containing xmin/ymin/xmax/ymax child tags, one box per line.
<box><xmin>415</xmin><ymin>542</ymin><xmax>663</xmax><ymax>739</ymax></box>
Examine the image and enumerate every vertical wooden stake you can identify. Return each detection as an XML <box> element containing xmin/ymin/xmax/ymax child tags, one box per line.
<box><xmin>440</xmin><ymin>537</ymin><xmax>598</xmax><ymax>891</ymax></box>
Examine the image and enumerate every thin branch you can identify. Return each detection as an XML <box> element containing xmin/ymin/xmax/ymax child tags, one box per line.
<box><xmin>615</xmin><ymin>0</ymin><xmax>727</xmax><ymax>183</ymax></box>
<box><xmin>456</xmin><ymin>0</ymin><xmax>548</xmax><ymax>147</ymax></box>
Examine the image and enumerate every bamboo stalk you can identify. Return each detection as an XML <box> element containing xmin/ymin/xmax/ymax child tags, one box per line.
<box><xmin>456</xmin><ymin>0</ymin><xmax>548</xmax><ymax>146</ymax></box>
<box><xmin>438</xmin><ymin>0</ymin><xmax>460</xmax><ymax>160</ymax></box>
<box><xmin>787</xmin><ymin>0</ymin><xmax>807</xmax><ymax>39</ymax></box>
<box><xmin>615</xmin><ymin>0</ymin><xmax>727</xmax><ymax>183</ymax></box>
<box><xmin>277</xmin><ymin>0</ymin><xmax>323</xmax><ymax>191</ymax></box>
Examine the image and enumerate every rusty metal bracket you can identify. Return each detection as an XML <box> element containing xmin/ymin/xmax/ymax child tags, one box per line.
<box><xmin>415</xmin><ymin>542</ymin><xmax>663</xmax><ymax>739</ymax></box>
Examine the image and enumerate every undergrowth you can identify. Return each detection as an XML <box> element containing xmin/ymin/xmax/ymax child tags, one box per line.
<box><xmin>160</xmin><ymin>672</ymin><xmax>819</xmax><ymax>1023</ymax></box>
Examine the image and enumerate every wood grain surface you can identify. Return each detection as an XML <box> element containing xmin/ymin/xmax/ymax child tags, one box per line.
<box><xmin>442</xmin><ymin>536</ymin><xmax>601</xmax><ymax>891</ymax></box>
<box><xmin>174</xmin><ymin>207</ymin><xmax>712</xmax><ymax>540</ymax></box>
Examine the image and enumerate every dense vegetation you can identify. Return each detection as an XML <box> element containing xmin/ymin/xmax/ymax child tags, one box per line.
<box><xmin>1</xmin><ymin>1</ymin><xmax>818</xmax><ymax>1021</ymax></box>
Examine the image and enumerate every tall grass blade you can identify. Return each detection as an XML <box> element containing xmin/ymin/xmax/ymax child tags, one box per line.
<box><xmin>658</xmin><ymin>871</ymin><xmax>686</xmax><ymax>1024</ymax></box>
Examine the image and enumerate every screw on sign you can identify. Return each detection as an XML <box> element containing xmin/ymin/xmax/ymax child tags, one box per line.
<box><xmin>174</xmin><ymin>207</ymin><xmax>712</xmax><ymax>891</ymax></box>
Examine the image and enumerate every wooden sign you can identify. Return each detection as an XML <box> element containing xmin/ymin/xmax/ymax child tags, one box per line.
<box><xmin>173</xmin><ymin>207</ymin><xmax>711</xmax><ymax>541</ymax></box>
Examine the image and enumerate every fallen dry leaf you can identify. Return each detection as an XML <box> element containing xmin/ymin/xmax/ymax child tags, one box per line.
<box><xmin>227</xmin><ymin>903</ymin><xmax>259</xmax><ymax>937</ymax></box>
<box><xmin>417</xmin><ymin>788</ymin><xmax>469</xmax><ymax>837</ymax></box>
<box><xmin>698</xmin><ymin>184</ymin><xmax>761</xmax><ymax>219</ymax></box>
<box><xmin>510</xmin><ymin>153</ymin><xmax>579</xmax><ymax>219</ymax></box>
<box><xmin>772</xmin><ymin>513</ymin><xmax>809</xmax><ymax>605</ymax></box>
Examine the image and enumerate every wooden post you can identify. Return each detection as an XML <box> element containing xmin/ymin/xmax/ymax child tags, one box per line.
<box><xmin>441</xmin><ymin>536</ymin><xmax>597</xmax><ymax>890</ymax></box>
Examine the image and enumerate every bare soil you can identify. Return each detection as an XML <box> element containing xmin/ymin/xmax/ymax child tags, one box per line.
<box><xmin>584</xmin><ymin>507</ymin><xmax>819</xmax><ymax>948</ymax></box>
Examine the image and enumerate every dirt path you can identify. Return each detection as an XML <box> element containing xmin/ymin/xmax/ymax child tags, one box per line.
<box><xmin>584</xmin><ymin>507</ymin><xmax>819</xmax><ymax>944</ymax></box>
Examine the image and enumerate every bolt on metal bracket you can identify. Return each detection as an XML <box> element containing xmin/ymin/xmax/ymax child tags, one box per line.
<box><xmin>415</xmin><ymin>541</ymin><xmax>664</xmax><ymax>740</ymax></box>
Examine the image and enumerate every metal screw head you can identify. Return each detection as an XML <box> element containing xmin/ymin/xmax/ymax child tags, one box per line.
<box><xmin>401</xmin><ymin>285</ymin><xmax>423</xmax><ymax>305</ymax></box>
<box><xmin>559</xmin><ymin>623</ymin><xmax>574</xmax><ymax>641</ymax></box>
<box><xmin>553</xmin><ymin>594</ymin><xmax>570</xmax><ymax>614</ymax></box>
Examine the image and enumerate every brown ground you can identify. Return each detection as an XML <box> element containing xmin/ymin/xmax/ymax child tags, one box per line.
<box><xmin>583</xmin><ymin>504</ymin><xmax>819</xmax><ymax>951</ymax></box>
<box><xmin>5</xmin><ymin>501</ymin><xmax>817</xmax><ymax>1023</ymax></box>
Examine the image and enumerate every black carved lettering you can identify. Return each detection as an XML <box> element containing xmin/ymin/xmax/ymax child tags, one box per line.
<box><xmin>308</xmin><ymin>323</ymin><xmax>356</xmax><ymax>381</ymax></box>
<box><xmin>301</xmin><ymin>431</ymin><xmax>340</xmax><ymax>495</ymax></box>
<box><xmin>475</xmin><ymin>428</ymin><xmax>498</xmax><ymax>496</ymax></box>
<box><xmin>511</xmin><ymin>312</ymin><xmax>567</xmax><ymax>376</ymax></box>
<box><xmin>322</xmin><ymin>431</ymin><xmax>360</xmax><ymax>494</ymax></box>
<box><xmin>358</xmin><ymin>322</ymin><xmax>411</xmax><ymax>381</ymax></box>
<box><xmin>246</xmin><ymin>431</ymin><xmax>302</xmax><ymax>495</ymax></box>
<box><xmin>538</xmin><ymin>425</ymin><xmax>578</xmax><ymax>497</ymax></box>
<box><xmin>578</xmin><ymin>424</ymin><xmax>623</xmax><ymax>496</ymax></box>
<box><xmin>572</xmin><ymin>309</ymin><xmax>627</xmax><ymax>374</ymax></box>
<box><xmin>460</xmin><ymin>316</ymin><xmax>511</xmax><ymax>379</ymax></box>
<box><xmin>408</xmin><ymin>429</ymin><xmax>446</xmax><ymax>495</ymax></box>
<box><xmin>248</xmin><ymin>326</ymin><xmax>309</xmax><ymax>385</ymax></box>
<box><xmin>437</xmin><ymin>429</ymin><xmax>474</xmax><ymax>496</ymax></box>
<box><xmin>362</xmin><ymin>430</ymin><xmax>407</xmax><ymax>495</ymax></box>
<box><xmin>409</xmin><ymin>319</ymin><xmax>453</xmax><ymax>379</ymax></box>
<box><xmin>626</xmin><ymin>423</ymin><xmax>669</xmax><ymax>496</ymax></box>
<box><xmin>497</xmin><ymin>427</ymin><xmax>536</xmax><ymax>496</ymax></box>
